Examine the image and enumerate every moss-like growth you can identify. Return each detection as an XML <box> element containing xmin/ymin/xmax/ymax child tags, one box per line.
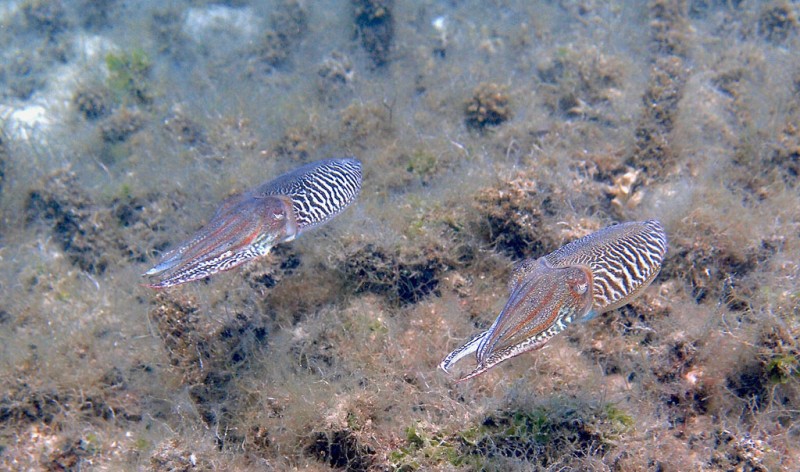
<box><xmin>472</xmin><ymin>176</ymin><xmax>561</xmax><ymax>260</ymax></box>
<box><xmin>536</xmin><ymin>45</ymin><xmax>626</xmax><ymax>123</ymax></box>
<box><xmin>317</xmin><ymin>52</ymin><xmax>355</xmax><ymax>102</ymax></box>
<box><xmin>389</xmin><ymin>422</ymin><xmax>464</xmax><ymax>469</ymax></box>
<box><xmin>76</xmin><ymin>0</ymin><xmax>119</xmax><ymax>31</ymax></box>
<box><xmin>0</xmin><ymin>383</ymin><xmax>65</xmax><ymax>428</ymax></box>
<box><xmin>163</xmin><ymin>108</ymin><xmax>210</xmax><ymax>154</ymax></box>
<box><xmin>353</xmin><ymin>0</ymin><xmax>394</xmax><ymax>67</ymax></box>
<box><xmin>339</xmin><ymin>101</ymin><xmax>392</xmax><ymax>147</ymax></box>
<box><xmin>626</xmin><ymin>56</ymin><xmax>686</xmax><ymax>177</ymax></box>
<box><xmin>771</xmin><ymin>121</ymin><xmax>800</xmax><ymax>187</ymax></box>
<box><xmin>623</xmin><ymin>0</ymin><xmax>691</xmax><ymax>179</ymax></box>
<box><xmin>0</xmin><ymin>49</ymin><xmax>48</xmax><ymax>99</ymax></box>
<box><xmin>252</xmin><ymin>30</ymin><xmax>291</xmax><ymax>71</ymax></box>
<box><xmin>649</xmin><ymin>0</ymin><xmax>690</xmax><ymax>57</ymax></box>
<box><xmin>73</xmin><ymin>87</ymin><xmax>111</xmax><ymax>120</ymax></box>
<box><xmin>340</xmin><ymin>242</ymin><xmax>453</xmax><ymax>305</ymax></box>
<box><xmin>758</xmin><ymin>3</ymin><xmax>797</xmax><ymax>44</ymax></box>
<box><xmin>21</xmin><ymin>0</ymin><xmax>70</xmax><ymax>38</ymax></box>
<box><xmin>247</xmin><ymin>0</ymin><xmax>309</xmax><ymax>75</ymax></box>
<box><xmin>464</xmin><ymin>403</ymin><xmax>632</xmax><ymax>465</ymax></box>
<box><xmin>390</xmin><ymin>401</ymin><xmax>633</xmax><ymax>469</ymax></box>
<box><xmin>149</xmin><ymin>291</ymin><xmax>281</xmax><ymax>449</ymax></box>
<box><xmin>465</xmin><ymin>82</ymin><xmax>512</xmax><ymax>130</ymax></box>
<box><xmin>45</xmin><ymin>437</ymin><xmax>99</xmax><ymax>470</ymax></box>
<box><xmin>24</xmin><ymin>170</ymin><xmax>184</xmax><ymax>276</ymax></box>
<box><xmin>307</xmin><ymin>429</ymin><xmax>375</xmax><ymax>470</ymax></box>
<box><xmin>149</xmin><ymin>8</ymin><xmax>191</xmax><ymax>59</ymax></box>
<box><xmin>661</xmin><ymin>223</ymin><xmax>777</xmax><ymax>307</ymax></box>
<box><xmin>272</xmin><ymin>125</ymin><xmax>319</xmax><ymax>161</ymax></box>
<box><xmin>767</xmin><ymin>354</ymin><xmax>800</xmax><ymax>384</ymax></box>
<box><xmin>710</xmin><ymin>428</ymin><xmax>777</xmax><ymax>472</ymax></box>
<box><xmin>25</xmin><ymin>171</ymin><xmax>112</xmax><ymax>274</ymax></box>
<box><xmin>105</xmin><ymin>48</ymin><xmax>153</xmax><ymax>104</ymax></box>
<box><xmin>404</xmin><ymin>149</ymin><xmax>439</xmax><ymax>182</ymax></box>
<box><xmin>99</xmin><ymin>107</ymin><xmax>145</xmax><ymax>144</ymax></box>
<box><xmin>270</xmin><ymin>0</ymin><xmax>309</xmax><ymax>42</ymax></box>
<box><xmin>150</xmin><ymin>438</ymin><xmax>213</xmax><ymax>471</ymax></box>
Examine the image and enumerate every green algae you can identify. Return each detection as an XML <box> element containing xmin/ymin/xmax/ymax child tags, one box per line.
<box><xmin>405</xmin><ymin>150</ymin><xmax>439</xmax><ymax>179</ymax></box>
<box><xmin>767</xmin><ymin>354</ymin><xmax>800</xmax><ymax>385</ymax></box>
<box><xmin>105</xmin><ymin>49</ymin><xmax>153</xmax><ymax>104</ymax></box>
<box><xmin>389</xmin><ymin>422</ymin><xmax>464</xmax><ymax>470</ymax></box>
<box><xmin>389</xmin><ymin>402</ymin><xmax>635</xmax><ymax>469</ymax></box>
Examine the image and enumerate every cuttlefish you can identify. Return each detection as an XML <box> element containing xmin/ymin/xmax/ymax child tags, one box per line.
<box><xmin>144</xmin><ymin>158</ymin><xmax>362</xmax><ymax>289</ymax></box>
<box><xmin>441</xmin><ymin>220</ymin><xmax>667</xmax><ymax>381</ymax></box>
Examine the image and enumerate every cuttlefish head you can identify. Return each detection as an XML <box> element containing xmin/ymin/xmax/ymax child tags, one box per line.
<box><xmin>440</xmin><ymin>259</ymin><xmax>594</xmax><ymax>381</ymax></box>
<box><xmin>145</xmin><ymin>194</ymin><xmax>297</xmax><ymax>289</ymax></box>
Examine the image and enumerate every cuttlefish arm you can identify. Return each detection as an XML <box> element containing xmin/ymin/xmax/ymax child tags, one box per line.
<box><xmin>144</xmin><ymin>194</ymin><xmax>297</xmax><ymax>289</ymax></box>
<box><xmin>441</xmin><ymin>219</ymin><xmax>667</xmax><ymax>381</ymax></box>
<box><xmin>144</xmin><ymin>158</ymin><xmax>362</xmax><ymax>289</ymax></box>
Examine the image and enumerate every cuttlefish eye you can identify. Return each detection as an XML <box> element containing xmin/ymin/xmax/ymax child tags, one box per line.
<box><xmin>564</xmin><ymin>266</ymin><xmax>592</xmax><ymax>299</ymax></box>
<box><xmin>266</xmin><ymin>201</ymin><xmax>289</xmax><ymax>224</ymax></box>
<box><xmin>572</xmin><ymin>281</ymin><xmax>588</xmax><ymax>295</ymax></box>
<box><xmin>256</xmin><ymin>195</ymin><xmax>298</xmax><ymax>243</ymax></box>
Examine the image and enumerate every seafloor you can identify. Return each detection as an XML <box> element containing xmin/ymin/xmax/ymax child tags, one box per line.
<box><xmin>1</xmin><ymin>0</ymin><xmax>799</xmax><ymax>470</ymax></box>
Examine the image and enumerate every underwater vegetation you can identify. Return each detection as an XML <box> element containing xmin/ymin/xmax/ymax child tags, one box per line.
<box><xmin>105</xmin><ymin>48</ymin><xmax>153</xmax><ymax>105</ymax></box>
<box><xmin>464</xmin><ymin>82</ymin><xmax>512</xmax><ymax>131</ymax></box>
<box><xmin>390</xmin><ymin>398</ymin><xmax>635</xmax><ymax>470</ymax></box>
<box><xmin>0</xmin><ymin>0</ymin><xmax>799</xmax><ymax>471</ymax></box>
<box><xmin>353</xmin><ymin>0</ymin><xmax>395</xmax><ymax>68</ymax></box>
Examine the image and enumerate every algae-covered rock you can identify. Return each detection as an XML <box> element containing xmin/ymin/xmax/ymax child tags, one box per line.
<box><xmin>465</xmin><ymin>82</ymin><xmax>512</xmax><ymax>131</ymax></box>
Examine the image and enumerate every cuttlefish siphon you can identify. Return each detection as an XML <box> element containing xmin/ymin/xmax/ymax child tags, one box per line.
<box><xmin>440</xmin><ymin>219</ymin><xmax>667</xmax><ymax>381</ymax></box>
<box><xmin>144</xmin><ymin>158</ymin><xmax>362</xmax><ymax>289</ymax></box>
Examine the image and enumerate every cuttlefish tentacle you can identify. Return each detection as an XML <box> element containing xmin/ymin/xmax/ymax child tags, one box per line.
<box><xmin>441</xmin><ymin>219</ymin><xmax>667</xmax><ymax>381</ymax></box>
<box><xmin>145</xmin><ymin>158</ymin><xmax>362</xmax><ymax>289</ymax></box>
<box><xmin>144</xmin><ymin>195</ymin><xmax>297</xmax><ymax>288</ymax></box>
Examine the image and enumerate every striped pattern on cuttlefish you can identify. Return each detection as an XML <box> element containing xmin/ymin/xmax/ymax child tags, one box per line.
<box><xmin>144</xmin><ymin>158</ymin><xmax>362</xmax><ymax>289</ymax></box>
<box><xmin>441</xmin><ymin>220</ymin><xmax>667</xmax><ymax>382</ymax></box>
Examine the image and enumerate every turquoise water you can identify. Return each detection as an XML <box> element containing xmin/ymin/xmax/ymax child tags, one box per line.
<box><xmin>1</xmin><ymin>1</ymin><xmax>798</xmax><ymax>470</ymax></box>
